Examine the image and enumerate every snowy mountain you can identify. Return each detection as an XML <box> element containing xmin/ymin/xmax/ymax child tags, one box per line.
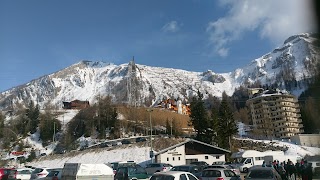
<box><xmin>0</xmin><ymin>33</ymin><xmax>319</xmax><ymax>111</ymax></box>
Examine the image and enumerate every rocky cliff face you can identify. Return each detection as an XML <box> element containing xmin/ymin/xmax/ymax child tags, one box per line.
<box><xmin>0</xmin><ymin>33</ymin><xmax>318</xmax><ymax>111</ymax></box>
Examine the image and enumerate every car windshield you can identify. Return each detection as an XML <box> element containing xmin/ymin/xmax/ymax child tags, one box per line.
<box><xmin>171</xmin><ymin>166</ymin><xmax>190</xmax><ymax>172</ymax></box>
<box><xmin>150</xmin><ymin>174</ymin><xmax>175</xmax><ymax>180</ymax></box>
<box><xmin>247</xmin><ymin>170</ymin><xmax>274</xmax><ymax>179</ymax></box>
<box><xmin>202</xmin><ymin>170</ymin><xmax>221</xmax><ymax>177</ymax></box>
<box><xmin>239</xmin><ymin>158</ymin><xmax>247</xmax><ymax>164</ymax></box>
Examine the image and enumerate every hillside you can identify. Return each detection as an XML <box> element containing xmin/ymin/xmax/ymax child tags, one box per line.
<box><xmin>0</xmin><ymin>33</ymin><xmax>319</xmax><ymax>112</ymax></box>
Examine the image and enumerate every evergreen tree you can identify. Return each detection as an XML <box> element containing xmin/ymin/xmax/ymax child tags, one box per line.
<box><xmin>217</xmin><ymin>92</ymin><xmax>238</xmax><ymax>149</ymax></box>
<box><xmin>39</xmin><ymin>110</ymin><xmax>62</xmax><ymax>144</ymax></box>
<box><xmin>0</xmin><ymin>113</ymin><xmax>4</xmax><ymax>138</ymax></box>
<box><xmin>25</xmin><ymin>101</ymin><xmax>40</xmax><ymax>134</ymax></box>
<box><xmin>210</xmin><ymin>106</ymin><xmax>220</xmax><ymax>146</ymax></box>
<box><xmin>26</xmin><ymin>150</ymin><xmax>36</xmax><ymax>162</ymax></box>
<box><xmin>189</xmin><ymin>90</ymin><xmax>210</xmax><ymax>143</ymax></box>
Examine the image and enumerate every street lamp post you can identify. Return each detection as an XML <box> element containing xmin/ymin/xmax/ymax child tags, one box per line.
<box><xmin>147</xmin><ymin>109</ymin><xmax>153</xmax><ymax>162</ymax></box>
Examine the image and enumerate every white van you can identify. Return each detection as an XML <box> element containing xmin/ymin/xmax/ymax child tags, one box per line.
<box><xmin>231</xmin><ymin>150</ymin><xmax>284</xmax><ymax>172</ymax></box>
<box><xmin>61</xmin><ymin>163</ymin><xmax>114</xmax><ymax>180</ymax></box>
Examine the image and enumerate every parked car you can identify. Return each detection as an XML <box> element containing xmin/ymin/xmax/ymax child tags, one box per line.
<box><xmin>121</xmin><ymin>139</ymin><xmax>131</xmax><ymax>144</ymax></box>
<box><xmin>190</xmin><ymin>161</ymin><xmax>209</xmax><ymax>167</ymax></box>
<box><xmin>0</xmin><ymin>168</ymin><xmax>17</xmax><ymax>180</ymax></box>
<box><xmin>135</xmin><ymin>137</ymin><xmax>147</xmax><ymax>143</ymax></box>
<box><xmin>150</xmin><ymin>171</ymin><xmax>199</xmax><ymax>180</ymax></box>
<box><xmin>170</xmin><ymin>165</ymin><xmax>202</xmax><ymax>178</ymax></box>
<box><xmin>212</xmin><ymin>161</ymin><xmax>227</xmax><ymax>165</ymax></box>
<box><xmin>99</xmin><ymin>142</ymin><xmax>112</xmax><ymax>148</ymax></box>
<box><xmin>108</xmin><ymin>161</ymin><xmax>136</xmax><ymax>174</ymax></box>
<box><xmin>245</xmin><ymin>167</ymin><xmax>282</xmax><ymax>180</ymax></box>
<box><xmin>41</xmin><ymin>169</ymin><xmax>62</xmax><ymax>180</ymax></box>
<box><xmin>30</xmin><ymin>168</ymin><xmax>57</xmax><ymax>179</ymax></box>
<box><xmin>16</xmin><ymin>168</ymin><xmax>33</xmax><ymax>180</ymax></box>
<box><xmin>145</xmin><ymin>163</ymin><xmax>173</xmax><ymax>174</ymax></box>
<box><xmin>200</xmin><ymin>168</ymin><xmax>241</xmax><ymax>180</ymax></box>
<box><xmin>114</xmin><ymin>165</ymin><xmax>149</xmax><ymax>180</ymax></box>
<box><xmin>204</xmin><ymin>165</ymin><xmax>241</xmax><ymax>175</ymax></box>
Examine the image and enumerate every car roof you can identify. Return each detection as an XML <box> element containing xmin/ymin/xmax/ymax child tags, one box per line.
<box><xmin>154</xmin><ymin>171</ymin><xmax>192</xmax><ymax>175</ymax></box>
<box><xmin>174</xmin><ymin>164</ymin><xmax>197</xmax><ymax>167</ymax></box>
<box><xmin>203</xmin><ymin>168</ymin><xmax>227</xmax><ymax>171</ymax></box>
<box><xmin>250</xmin><ymin>167</ymin><xmax>274</xmax><ymax>171</ymax></box>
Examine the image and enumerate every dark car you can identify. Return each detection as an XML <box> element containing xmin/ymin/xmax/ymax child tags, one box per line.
<box><xmin>0</xmin><ymin>168</ymin><xmax>17</xmax><ymax>180</ymax></box>
<box><xmin>99</xmin><ymin>142</ymin><xmax>112</xmax><ymax>148</ymax></box>
<box><xmin>121</xmin><ymin>139</ymin><xmax>131</xmax><ymax>144</ymax></box>
<box><xmin>190</xmin><ymin>161</ymin><xmax>209</xmax><ymax>167</ymax></box>
<box><xmin>171</xmin><ymin>165</ymin><xmax>202</xmax><ymax>178</ymax></box>
<box><xmin>135</xmin><ymin>137</ymin><xmax>147</xmax><ymax>143</ymax></box>
<box><xmin>114</xmin><ymin>165</ymin><xmax>149</xmax><ymax>180</ymax></box>
<box><xmin>245</xmin><ymin>167</ymin><xmax>282</xmax><ymax>180</ymax></box>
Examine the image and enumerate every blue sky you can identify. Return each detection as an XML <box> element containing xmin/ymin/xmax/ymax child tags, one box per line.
<box><xmin>0</xmin><ymin>0</ymin><xmax>316</xmax><ymax>92</ymax></box>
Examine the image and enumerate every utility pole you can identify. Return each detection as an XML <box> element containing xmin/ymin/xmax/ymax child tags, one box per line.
<box><xmin>53</xmin><ymin>122</ymin><xmax>56</xmax><ymax>142</ymax></box>
<box><xmin>147</xmin><ymin>109</ymin><xmax>153</xmax><ymax>163</ymax></box>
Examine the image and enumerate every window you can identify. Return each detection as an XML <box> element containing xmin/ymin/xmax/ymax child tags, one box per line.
<box><xmin>179</xmin><ymin>174</ymin><xmax>187</xmax><ymax>180</ymax></box>
<box><xmin>167</xmin><ymin>158</ymin><xmax>169</xmax><ymax>161</ymax></box>
<box><xmin>205</xmin><ymin>156</ymin><xmax>208</xmax><ymax>159</ymax></box>
<box><xmin>216</xmin><ymin>156</ymin><xmax>220</xmax><ymax>159</ymax></box>
<box><xmin>187</xmin><ymin>174</ymin><xmax>198</xmax><ymax>180</ymax></box>
<box><xmin>245</xmin><ymin>159</ymin><xmax>252</xmax><ymax>164</ymax></box>
<box><xmin>173</xmin><ymin>157</ymin><xmax>175</xmax><ymax>161</ymax></box>
<box><xmin>255</xmin><ymin>157</ymin><xmax>264</xmax><ymax>160</ymax></box>
<box><xmin>202</xmin><ymin>170</ymin><xmax>221</xmax><ymax>177</ymax></box>
<box><xmin>178</xmin><ymin>157</ymin><xmax>181</xmax><ymax>160</ymax></box>
<box><xmin>224</xmin><ymin>170</ymin><xmax>236</xmax><ymax>177</ymax></box>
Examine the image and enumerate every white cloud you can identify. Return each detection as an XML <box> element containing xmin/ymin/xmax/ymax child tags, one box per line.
<box><xmin>207</xmin><ymin>0</ymin><xmax>317</xmax><ymax>57</ymax></box>
<box><xmin>162</xmin><ymin>21</ymin><xmax>181</xmax><ymax>33</ymax></box>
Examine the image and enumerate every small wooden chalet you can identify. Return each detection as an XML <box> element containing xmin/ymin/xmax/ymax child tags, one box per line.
<box><xmin>154</xmin><ymin>139</ymin><xmax>230</xmax><ymax>166</ymax></box>
<box><xmin>63</xmin><ymin>100</ymin><xmax>90</xmax><ymax>109</ymax></box>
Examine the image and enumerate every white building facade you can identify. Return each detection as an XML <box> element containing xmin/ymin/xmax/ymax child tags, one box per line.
<box><xmin>154</xmin><ymin>139</ymin><xmax>230</xmax><ymax>166</ymax></box>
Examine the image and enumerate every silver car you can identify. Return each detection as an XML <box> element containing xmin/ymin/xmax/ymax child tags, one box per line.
<box><xmin>30</xmin><ymin>168</ymin><xmax>57</xmax><ymax>179</ymax></box>
<box><xmin>145</xmin><ymin>163</ymin><xmax>173</xmax><ymax>174</ymax></box>
<box><xmin>150</xmin><ymin>171</ymin><xmax>199</xmax><ymax>180</ymax></box>
<box><xmin>200</xmin><ymin>168</ymin><xmax>241</xmax><ymax>180</ymax></box>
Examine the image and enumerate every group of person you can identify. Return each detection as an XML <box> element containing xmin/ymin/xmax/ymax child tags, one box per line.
<box><xmin>262</xmin><ymin>159</ymin><xmax>313</xmax><ymax>180</ymax></box>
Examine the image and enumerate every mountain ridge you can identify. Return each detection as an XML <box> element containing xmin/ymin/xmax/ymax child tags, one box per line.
<box><xmin>0</xmin><ymin>33</ymin><xmax>319</xmax><ymax>111</ymax></box>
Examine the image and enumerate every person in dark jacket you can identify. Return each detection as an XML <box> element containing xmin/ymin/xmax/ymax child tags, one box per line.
<box><xmin>295</xmin><ymin>162</ymin><xmax>301</xmax><ymax>180</ymax></box>
<box><xmin>287</xmin><ymin>161</ymin><xmax>296</xmax><ymax>180</ymax></box>
<box><xmin>305</xmin><ymin>163</ymin><xmax>313</xmax><ymax>180</ymax></box>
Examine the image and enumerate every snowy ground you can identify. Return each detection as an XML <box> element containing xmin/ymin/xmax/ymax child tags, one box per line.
<box><xmin>27</xmin><ymin>146</ymin><xmax>152</xmax><ymax>168</ymax></box>
<box><xmin>4</xmin><ymin>109</ymin><xmax>319</xmax><ymax>169</ymax></box>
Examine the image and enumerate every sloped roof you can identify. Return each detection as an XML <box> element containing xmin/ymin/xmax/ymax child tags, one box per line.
<box><xmin>154</xmin><ymin>138</ymin><xmax>230</xmax><ymax>156</ymax></box>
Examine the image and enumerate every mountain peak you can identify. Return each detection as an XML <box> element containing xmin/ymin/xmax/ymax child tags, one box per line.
<box><xmin>283</xmin><ymin>32</ymin><xmax>316</xmax><ymax>45</ymax></box>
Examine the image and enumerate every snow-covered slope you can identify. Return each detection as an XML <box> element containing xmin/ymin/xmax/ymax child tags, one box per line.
<box><xmin>0</xmin><ymin>33</ymin><xmax>318</xmax><ymax>110</ymax></box>
<box><xmin>25</xmin><ymin>138</ymin><xmax>320</xmax><ymax>168</ymax></box>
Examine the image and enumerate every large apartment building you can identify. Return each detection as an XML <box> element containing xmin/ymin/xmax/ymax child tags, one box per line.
<box><xmin>246</xmin><ymin>88</ymin><xmax>304</xmax><ymax>139</ymax></box>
